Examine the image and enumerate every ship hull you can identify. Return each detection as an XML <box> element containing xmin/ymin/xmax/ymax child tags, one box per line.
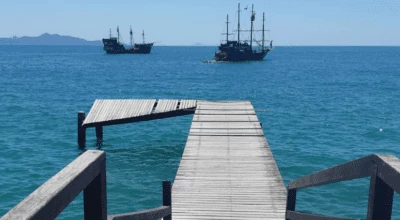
<box><xmin>133</xmin><ymin>43</ymin><xmax>154</xmax><ymax>54</ymax></box>
<box><xmin>102</xmin><ymin>39</ymin><xmax>154</xmax><ymax>54</ymax></box>
<box><xmin>214</xmin><ymin>49</ymin><xmax>270</xmax><ymax>62</ymax></box>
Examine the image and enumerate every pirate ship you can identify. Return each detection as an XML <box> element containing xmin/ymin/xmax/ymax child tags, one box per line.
<box><xmin>102</xmin><ymin>26</ymin><xmax>154</xmax><ymax>54</ymax></box>
<box><xmin>214</xmin><ymin>3</ymin><xmax>273</xmax><ymax>62</ymax></box>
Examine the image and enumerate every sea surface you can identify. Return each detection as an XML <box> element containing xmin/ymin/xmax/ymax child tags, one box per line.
<box><xmin>0</xmin><ymin>46</ymin><xmax>399</xmax><ymax>219</ymax></box>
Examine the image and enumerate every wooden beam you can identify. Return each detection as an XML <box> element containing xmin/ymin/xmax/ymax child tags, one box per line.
<box><xmin>96</xmin><ymin>126</ymin><xmax>103</xmax><ymax>146</ymax></box>
<box><xmin>84</xmin><ymin>158</ymin><xmax>107</xmax><ymax>220</ymax></box>
<box><xmin>107</xmin><ymin>206</ymin><xmax>171</xmax><ymax>220</ymax></box>
<box><xmin>163</xmin><ymin>181</ymin><xmax>172</xmax><ymax>220</ymax></box>
<box><xmin>367</xmin><ymin>165</ymin><xmax>394</xmax><ymax>220</ymax></box>
<box><xmin>286</xmin><ymin>210</ymin><xmax>359</xmax><ymax>220</ymax></box>
<box><xmin>78</xmin><ymin>111</ymin><xmax>86</xmax><ymax>149</ymax></box>
<box><xmin>285</xmin><ymin>189</ymin><xmax>296</xmax><ymax>216</ymax></box>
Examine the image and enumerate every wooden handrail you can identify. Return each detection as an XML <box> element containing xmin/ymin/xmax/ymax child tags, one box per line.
<box><xmin>288</xmin><ymin>155</ymin><xmax>375</xmax><ymax>190</ymax></box>
<box><xmin>286</xmin><ymin>154</ymin><xmax>400</xmax><ymax>220</ymax></box>
<box><xmin>1</xmin><ymin>150</ymin><xmax>173</xmax><ymax>220</ymax></box>
<box><xmin>1</xmin><ymin>150</ymin><xmax>107</xmax><ymax>220</ymax></box>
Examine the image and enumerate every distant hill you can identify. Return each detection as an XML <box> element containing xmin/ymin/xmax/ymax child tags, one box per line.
<box><xmin>0</xmin><ymin>33</ymin><xmax>102</xmax><ymax>46</ymax></box>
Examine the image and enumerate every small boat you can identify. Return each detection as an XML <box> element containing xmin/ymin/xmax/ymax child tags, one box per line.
<box><xmin>214</xmin><ymin>3</ymin><xmax>273</xmax><ymax>62</ymax></box>
<box><xmin>102</xmin><ymin>26</ymin><xmax>154</xmax><ymax>54</ymax></box>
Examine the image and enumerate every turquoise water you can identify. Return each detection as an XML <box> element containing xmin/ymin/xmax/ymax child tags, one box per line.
<box><xmin>0</xmin><ymin>46</ymin><xmax>399</xmax><ymax>219</ymax></box>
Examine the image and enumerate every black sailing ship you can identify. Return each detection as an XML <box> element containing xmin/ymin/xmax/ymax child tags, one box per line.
<box><xmin>215</xmin><ymin>3</ymin><xmax>273</xmax><ymax>62</ymax></box>
<box><xmin>102</xmin><ymin>26</ymin><xmax>154</xmax><ymax>54</ymax></box>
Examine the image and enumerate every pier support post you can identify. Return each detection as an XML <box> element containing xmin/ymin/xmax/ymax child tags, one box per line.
<box><xmin>96</xmin><ymin>126</ymin><xmax>103</xmax><ymax>147</ymax></box>
<box><xmin>84</xmin><ymin>157</ymin><xmax>107</xmax><ymax>220</ymax></box>
<box><xmin>78</xmin><ymin>111</ymin><xmax>86</xmax><ymax>149</ymax></box>
<box><xmin>285</xmin><ymin>189</ymin><xmax>296</xmax><ymax>219</ymax></box>
<box><xmin>163</xmin><ymin>181</ymin><xmax>172</xmax><ymax>220</ymax></box>
<box><xmin>367</xmin><ymin>167</ymin><xmax>394</xmax><ymax>220</ymax></box>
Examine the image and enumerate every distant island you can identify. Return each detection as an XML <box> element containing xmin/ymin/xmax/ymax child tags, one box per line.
<box><xmin>0</xmin><ymin>33</ymin><xmax>102</xmax><ymax>46</ymax></box>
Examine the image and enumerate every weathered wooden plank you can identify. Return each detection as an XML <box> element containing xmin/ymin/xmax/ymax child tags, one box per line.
<box><xmin>196</xmin><ymin>105</ymin><xmax>255</xmax><ymax>110</ymax></box>
<box><xmin>135</xmin><ymin>99</ymin><xmax>156</xmax><ymax>116</ymax></box>
<box><xmin>192</xmin><ymin>115</ymin><xmax>260</xmax><ymax>122</ymax></box>
<box><xmin>1</xmin><ymin>150</ymin><xmax>106</xmax><ymax>220</ymax></box>
<box><xmin>190</xmin><ymin>122</ymin><xmax>262</xmax><ymax>129</ymax></box>
<box><xmin>189</xmin><ymin>128</ymin><xmax>264</xmax><ymax>136</ymax></box>
<box><xmin>179</xmin><ymin>100</ymin><xmax>197</xmax><ymax>109</ymax></box>
<box><xmin>83</xmin><ymin>99</ymin><xmax>157</xmax><ymax>125</ymax></box>
<box><xmin>154</xmin><ymin>99</ymin><xmax>178</xmax><ymax>113</ymax></box>
<box><xmin>195</xmin><ymin>109</ymin><xmax>257</xmax><ymax>115</ymax></box>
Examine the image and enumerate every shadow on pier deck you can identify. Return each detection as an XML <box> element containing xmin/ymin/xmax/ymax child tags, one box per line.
<box><xmin>2</xmin><ymin>100</ymin><xmax>400</xmax><ymax>220</ymax></box>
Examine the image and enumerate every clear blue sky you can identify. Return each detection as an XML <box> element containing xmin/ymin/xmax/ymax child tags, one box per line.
<box><xmin>1</xmin><ymin>0</ymin><xmax>399</xmax><ymax>46</ymax></box>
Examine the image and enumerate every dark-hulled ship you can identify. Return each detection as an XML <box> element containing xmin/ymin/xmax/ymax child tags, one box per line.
<box><xmin>214</xmin><ymin>3</ymin><xmax>273</xmax><ymax>62</ymax></box>
<box><xmin>102</xmin><ymin>26</ymin><xmax>154</xmax><ymax>54</ymax></box>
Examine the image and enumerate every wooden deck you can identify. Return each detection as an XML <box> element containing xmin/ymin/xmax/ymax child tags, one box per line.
<box><xmin>172</xmin><ymin>101</ymin><xmax>287</xmax><ymax>219</ymax></box>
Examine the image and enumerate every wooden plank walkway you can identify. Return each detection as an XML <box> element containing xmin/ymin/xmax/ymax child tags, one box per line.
<box><xmin>82</xmin><ymin>99</ymin><xmax>196</xmax><ymax>127</ymax></box>
<box><xmin>172</xmin><ymin>101</ymin><xmax>287</xmax><ymax>219</ymax></box>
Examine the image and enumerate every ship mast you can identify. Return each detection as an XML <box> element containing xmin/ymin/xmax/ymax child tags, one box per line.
<box><xmin>262</xmin><ymin>12</ymin><xmax>265</xmax><ymax>50</ymax></box>
<box><xmin>117</xmin><ymin>26</ymin><xmax>120</xmax><ymax>43</ymax></box>
<box><xmin>226</xmin><ymin>14</ymin><xmax>229</xmax><ymax>43</ymax></box>
<box><xmin>109</xmin><ymin>29</ymin><xmax>112</xmax><ymax>38</ymax></box>
<box><xmin>142</xmin><ymin>30</ymin><xmax>145</xmax><ymax>44</ymax></box>
<box><xmin>250</xmin><ymin>4</ymin><xmax>254</xmax><ymax>48</ymax></box>
<box><xmin>237</xmin><ymin>3</ymin><xmax>240</xmax><ymax>44</ymax></box>
<box><xmin>130</xmin><ymin>26</ymin><xmax>133</xmax><ymax>47</ymax></box>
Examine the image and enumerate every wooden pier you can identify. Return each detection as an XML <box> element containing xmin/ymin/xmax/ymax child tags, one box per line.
<box><xmin>172</xmin><ymin>101</ymin><xmax>286</xmax><ymax>219</ymax></box>
<box><xmin>2</xmin><ymin>99</ymin><xmax>400</xmax><ymax>220</ymax></box>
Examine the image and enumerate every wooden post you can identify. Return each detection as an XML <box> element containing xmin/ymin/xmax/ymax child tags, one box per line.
<box><xmin>96</xmin><ymin>126</ymin><xmax>103</xmax><ymax>146</ymax></box>
<box><xmin>163</xmin><ymin>181</ymin><xmax>172</xmax><ymax>220</ymax></box>
<box><xmin>367</xmin><ymin>167</ymin><xmax>394</xmax><ymax>220</ymax></box>
<box><xmin>84</xmin><ymin>158</ymin><xmax>107</xmax><ymax>220</ymax></box>
<box><xmin>78</xmin><ymin>111</ymin><xmax>86</xmax><ymax>149</ymax></box>
<box><xmin>286</xmin><ymin>189</ymin><xmax>296</xmax><ymax>219</ymax></box>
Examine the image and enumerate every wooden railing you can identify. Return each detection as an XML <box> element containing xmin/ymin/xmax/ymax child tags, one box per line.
<box><xmin>1</xmin><ymin>150</ymin><xmax>107</xmax><ymax>220</ymax></box>
<box><xmin>1</xmin><ymin>150</ymin><xmax>172</xmax><ymax>220</ymax></box>
<box><xmin>286</xmin><ymin>154</ymin><xmax>400</xmax><ymax>220</ymax></box>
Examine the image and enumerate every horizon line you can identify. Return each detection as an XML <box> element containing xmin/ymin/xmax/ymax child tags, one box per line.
<box><xmin>0</xmin><ymin>44</ymin><xmax>399</xmax><ymax>47</ymax></box>
<box><xmin>1</xmin><ymin>33</ymin><xmax>400</xmax><ymax>47</ymax></box>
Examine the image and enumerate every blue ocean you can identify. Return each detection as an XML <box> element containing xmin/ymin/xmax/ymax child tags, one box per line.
<box><xmin>0</xmin><ymin>46</ymin><xmax>399</xmax><ymax>219</ymax></box>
